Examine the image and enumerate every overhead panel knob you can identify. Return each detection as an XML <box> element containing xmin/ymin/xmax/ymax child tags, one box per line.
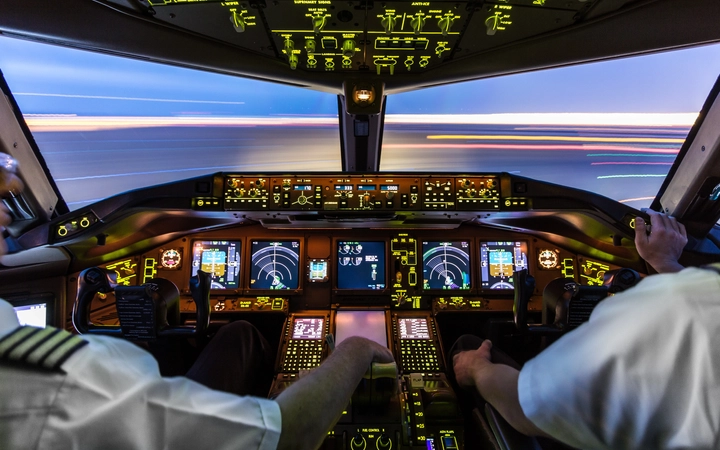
<box><xmin>342</xmin><ymin>39</ymin><xmax>356</xmax><ymax>58</ymax></box>
<box><xmin>305</xmin><ymin>39</ymin><xmax>316</xmax><ymax>54</ymax></box>
<box><xmin>381</xmin><ymin>14</ymin><xmax>397</xmax><ymax>34</ymax></box>
<box><xmin>312</xmin><ymin>15</ymin><xmax>327</xmax><ymax>33</ymax></box>
<box><xmin>410</xmin><ymin>14</ymin><xmax>425</xmax><ymax>35</ymax></box>
<box><xmin>438</xmin><ymin>15</ymin><xmax>455</xmax><ymax>35</ymax></box>
<box><xmin>230</xmin><ymin>11</ymin><xmax>246</xmax><ymax>33</ymax></box>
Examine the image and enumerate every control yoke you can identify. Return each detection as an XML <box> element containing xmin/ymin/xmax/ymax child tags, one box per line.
<box><xmin>514</xmin><ymin>268</ymin><xmax>642</xmax><ymax>335</ymax></box>
<box><xmin>73</xmin><ymin>267</ymin><xmax>211</xmax><ymax>339</ymax></box>
<box><xmin>513</xmin><ymin>269</ymin><xmax>562</xmax><ymax>336</ymax></box>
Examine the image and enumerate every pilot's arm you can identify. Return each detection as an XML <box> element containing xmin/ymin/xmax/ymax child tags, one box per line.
<box><xmin>275</xmin><ymin>336</ymin><xmax>394</xmax><ymax>450</ymax></box>
<box><xmin>452</xmin><ymin>340</ymin><xmax>548</xmax><ymax>438</ymax></box>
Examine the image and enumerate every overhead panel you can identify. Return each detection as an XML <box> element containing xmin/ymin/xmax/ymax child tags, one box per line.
<box><xmin>102</xmin><ymin>0</ymin><xmax>635</xmax><ymax>75</ymax></box>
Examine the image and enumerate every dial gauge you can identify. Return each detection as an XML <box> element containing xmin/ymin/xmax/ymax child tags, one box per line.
<box><xmin>538</xmin><ymin>249</ymin><xmax>559</xmax><ymax>270</ymax></box>
<box><xmin>161</xmin><ymin>249</ymin><xmax>182</xmax><ymax>269</ymax></box>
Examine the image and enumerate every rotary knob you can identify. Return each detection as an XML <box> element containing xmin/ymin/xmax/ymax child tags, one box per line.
<box><xmin>386</xmin><ymin>191</ymin><xmax>395</xmax><ymax>200</ymax></box>
<box><xmin>486</xmin><ymin>179</ymin><xmax>497</xmax><ymax>189</ymax></box>
<box><xmin>377</xmin><ymin>434</ymin><xmax>391</xmax><ymax>450</ymax></box>
<box><xmin>297</xmin><ymin>195</ymin><xmax>308</xmax><ymax>205</ymax></box>
<box><xmin>351</xmin><ymin>435</ymin><xmax>366</xmax><ymax>450</ymax></box>
<box><xmin>466</xmin><ymin>189</ymin><xmax>477</xmax><ymax>197</ymax></box>
<box><xmin>248</xmin><ymin>188</ymin><xmax>259</xmax><ymax>198</ymax></box>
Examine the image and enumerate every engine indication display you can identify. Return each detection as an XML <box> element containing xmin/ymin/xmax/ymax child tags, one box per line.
<box><xmin>250</xmin><ymin>240</ymin><xmax>300</xmax><ymax>289</ymax></box>
<box><xmin>191</xmin><ymin>240</ymin><xmax>241</xmax><ymax>289</ymax></box>
<box><xmin>337</xmin><ymin>241</ymin><xmax>386</xmax><ymax>290</ymax></box>
<box><xmin>480</xmin><ymin>241</ymin><xmax>528</xmax><ymax>289</ymax></box>
<box><xmin>422</xmin><ymin>241</ymin><xmax>471</xmax><ymax>290</ymax></box>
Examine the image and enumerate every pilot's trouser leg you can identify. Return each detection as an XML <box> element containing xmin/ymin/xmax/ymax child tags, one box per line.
<box><xmin>186</xmin><ymin>321</ymin><xmax>274</xmax><ymax>397</ymax></box>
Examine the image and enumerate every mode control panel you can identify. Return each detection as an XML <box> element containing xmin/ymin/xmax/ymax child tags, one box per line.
<box><xmin>222</xmin><ymin>174</ymin><xmax>503</xmax><ymax>212</ymax></box>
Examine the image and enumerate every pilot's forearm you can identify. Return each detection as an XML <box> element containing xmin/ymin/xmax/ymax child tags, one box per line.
<box><xmin>474</xmin><ymin>364</ymin><xmax>549</xmax><ymax>438</ymax></box>
<box><xmin>275</xmin><ymin>337</ymin><xmax>377</xmax><ymax>450</ymax></box>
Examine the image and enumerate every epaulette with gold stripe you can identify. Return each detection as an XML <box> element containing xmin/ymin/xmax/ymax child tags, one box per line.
<box><xmin>0</xmin><ymin>326</ymin><xmax>88</xmax><ymax>373</ymax></box>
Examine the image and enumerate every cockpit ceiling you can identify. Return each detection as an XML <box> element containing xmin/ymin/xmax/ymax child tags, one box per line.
<box><xmin>2</xmin><ymin>0</ymin><xmax>720</xmax><ymax>93</ymax></box>
<box><xmin>111</xmin><ymin>0</ymin><xmax>599</xmax><ymax>73</ymax></box>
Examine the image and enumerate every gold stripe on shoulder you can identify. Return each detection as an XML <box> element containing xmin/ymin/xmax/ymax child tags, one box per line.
<box><xmin>1</xmin><ymin>326</ymin><xmax>88</xmax><ymax>372</ymax></box>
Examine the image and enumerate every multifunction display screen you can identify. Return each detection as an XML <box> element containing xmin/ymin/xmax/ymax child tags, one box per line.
<box><xmin>480</xmin><ymin>241</ymin><xmax>528</xmax><ymax>289</ymax></box>
<box><xmin>335</xmin><ymin>310</ymin><xmax>387</xmax><ymax>347</ymax></box>
<box><xmin>13</xmin><ymin>303</ymin><xmax>47</xmax><ymax>328</ymax></box>
<box><xmin>250</xmin><ymin>240</ymin><xmax>300</xmax><ymax>290</ymax></box>
<box><xmin>398</xmin><ymin>318</ymin><xmax>430</xmax><ymax>340</ymax></box>
<box><xmin>191</xmin><ymin>240</ymin><xmax>241</xmax><ymax>289</ymax></box>
<box><xmin>292</xmin><ymin>317</ymin><xmax>325</xmax><ymax>340</ymax></box>
<box><xmin>336</xmin><ymin>241</ymin><xmax>385</xmax><ymax>290</ymax></box>
<box><xmin>422</xmin><ymin>241</ymin><xmax>471</xmax><ymax>290</ymax></box>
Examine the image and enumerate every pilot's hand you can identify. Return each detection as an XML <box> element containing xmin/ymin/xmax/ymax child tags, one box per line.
<box><xmin>337</xmin><ymin>336</ymin><xmax>395</xmax><ymax>364</ymax></box>
<box><xmin>635</xmin><ymin>210</ymin><xmax>686</xmax><ymax>273</ymax></box>
<box><xmin>452</xmin><ymin>339</ymin><xmax>493</xmax><ymax>389</ymax></box>
<box><xmin>0</xmin><ymin>172</ymin><xmax>24</xmax><ymax>257</ymax></box>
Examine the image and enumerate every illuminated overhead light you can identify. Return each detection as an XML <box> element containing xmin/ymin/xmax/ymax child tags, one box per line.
<box><xmin>355</xmin><ymin>89</ymin><xmax>373</xmax><ymax>102</ymax></box>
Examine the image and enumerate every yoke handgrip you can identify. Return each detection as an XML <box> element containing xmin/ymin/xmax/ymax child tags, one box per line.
<box><xmin>73</xmin><ymin>267</ymin><xmax>119</xmax><ymax>335</ymax></box>
<box><xmin>189</xmin><ymin>269</ymin><xmax>211</xmax><ymax>336</ymax></box>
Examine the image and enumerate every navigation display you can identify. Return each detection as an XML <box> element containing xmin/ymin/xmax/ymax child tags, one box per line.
<box><xmin>250</xmin><ymin>240</ymin><xmax>300</xmax><ymax>290</ymax></box>
<box><xmin>335</xmin><ymin>310</ymin><xmax>387</xmax><ymax>347</ymax></box>
<box><xmin>480</xmin><ymin>241</ymin><xmax>528</xmax><ymax>290</ymax></box>
<box><xmin>336</xmin><ymin>241</ymin><xmax>385</xmax><ymax>290</ymax></box>
<box><xmin>398</xmin><ymin>318</ymin><xmax>430</xmax><ymax>340</ymax></box>
<box><xmin>422</xmin><ymin>241</ymin><xmax>471</xmax><ymax>290</ymax></box>
<box><xmin>191</xmin><ymin>240</ymin><xmax>241</xmax><ymax>289</ymax></box>
<box><xmin>292</xmin><ymin>317</ymin><xmax>325</xmax><ymax>340</ymax></box>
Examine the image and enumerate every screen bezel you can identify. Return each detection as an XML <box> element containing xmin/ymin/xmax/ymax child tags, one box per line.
<box><xmin>479</xmin><ymin>240</ymin><xmax>529</xmax><ymax>293</ymax></box>
<box><xmin>421</xmin><ymin>240</ymin><xmax>473</xmax><ymax>292</ymax></box>
<box><xmin>334</xmin><ymin>240</ymin><xmax>388</xmax><ymax>294</ymax></box>
<box><xmin>248</xmin><ymin>238</ymin><xmax>303</xmax><ymax>293</ymax></box>
<box><xmin>190</xmin><ymin>239</ymin><xmax>243</xmax><ymax>292</ymax></box>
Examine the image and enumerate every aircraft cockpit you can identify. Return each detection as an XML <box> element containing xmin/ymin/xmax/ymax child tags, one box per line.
<box><xmin>2</xmin><ymin>1</ymin><xmax>720</xmax><ymax>449</ymax></box>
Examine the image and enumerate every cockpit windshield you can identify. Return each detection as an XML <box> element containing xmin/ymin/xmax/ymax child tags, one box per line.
<box><xmin>1</xmin><ymin>35</ymin><xmax>719</xmax><ymax>210</ymax></box>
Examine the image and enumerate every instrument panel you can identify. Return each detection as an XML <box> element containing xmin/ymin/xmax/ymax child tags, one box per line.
<box><xmin>71</xmin><ymin>224</ymin><xmax>621</xmax><ymax>317</ymax></box>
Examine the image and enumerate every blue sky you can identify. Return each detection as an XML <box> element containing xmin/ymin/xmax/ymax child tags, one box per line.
<box><xmin>0</xmin><ymin>35</ymin><xmax>719</xmax><ymax>116</ymax></box>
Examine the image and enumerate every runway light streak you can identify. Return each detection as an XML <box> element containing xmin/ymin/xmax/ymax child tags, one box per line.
<box><xmin>56</xmin><ymin>160</ymin><xmax>339</xmax><ymax>181</ymax></box>
<box><xmin>16</xmin><ymin>93</ymin><xmax>247</xmax><ymax>105</ymax></box>
<box><xmin>590</xmin><ymin>162</ymin><xmax>673</xmax><ymax>166</ymax></box>
<box><xmin>619</xmin><ymin>196</ymin><xmax>656</xmax><ymax>204</ymax></box>
<box><xmin>586</xmin><ymin>153</ymin><xmax>677</xmax><ymax>158</ymax></box>
<box><xmin>597</xmin><ymin>174</ymin><xmax>667</xmax><ymax>179</ymax></box>
<box><xmin>426</xmin><ymin>135</ymin><xmax>686</xmax><ymax>144</ymax></box>
<box><xmin>382</xmin><ymin>144</ymin><xmax>679</xmax><ymax>153</ymax></box>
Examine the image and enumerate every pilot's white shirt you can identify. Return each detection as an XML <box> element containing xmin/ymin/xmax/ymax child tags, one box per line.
<box><xmin>519</xmin><ymin>266</ymin><xmax>720</xmax><ymax>450</ymax></box>
<box><xmin>0</xmin><ymin>299</ymin><xmax>282</xmax><ymax>450</ymax></box>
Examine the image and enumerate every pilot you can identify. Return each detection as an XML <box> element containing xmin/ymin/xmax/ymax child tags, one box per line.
<box><xmin>0</xmin><ymin>170</ymin><xmax>394</xmax><ymax>450</ymax></box>
<box><xmin>452</xmin><ymin>209</ymin><xmax>720</xmax><ymax>449</ymax></box>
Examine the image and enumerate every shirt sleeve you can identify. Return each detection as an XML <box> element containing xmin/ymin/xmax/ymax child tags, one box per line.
<box><xmin>41</xmin><ymin>333</ymin><xmax>282</xmax><ymax>450</ymax></box>
<box><xmin>518</xmin><ymin>268</ymin><xmax>720</xmax><ymax>450</ymax></box>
